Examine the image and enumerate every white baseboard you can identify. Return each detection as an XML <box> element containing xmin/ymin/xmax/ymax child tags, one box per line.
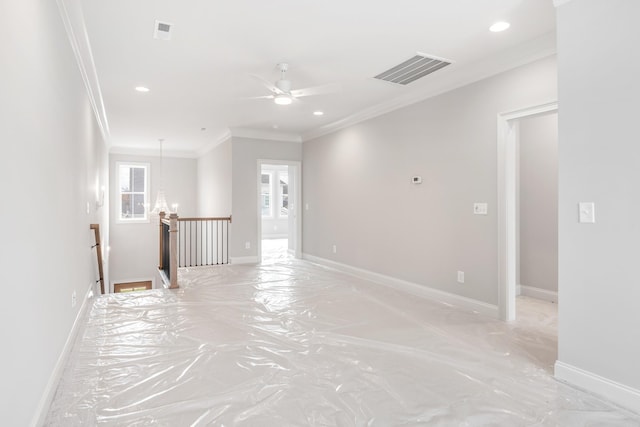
<box><xmin>516</xmin><ymin>284</ymin><xmax>522</xmax><ymax>296</ymax></box>
<box><xmin>287</xmin><ymin>248</ymin><xmax>295</xmax><ymax>256</ymax></box>
<box><xmin>262</xmin><ymin>234</ymin><xmax>288</xmax><ymax>239</ymax></box>
<box><xmin>520</xmin><ymin>284</ymin><xmax>558</xmax><ymax>303</ymax></box>
<box><xmin>302</xmin><ymin>253</ymin><xmax>498</xmax><ymax>318</ymax></box>
<box><xmin>230</xmin><ymin>256</ymin><xmax>259</xmax><ymax>265</ymax></box>
<box><xmin>31</xmin><ymin>283</ymin><xmax>94</xmax><ymax>427</ymax></box>
<box><xmin>555</xmin><ymin>361</ymin><xmax>640</xmax><ymax>414</ymax></box>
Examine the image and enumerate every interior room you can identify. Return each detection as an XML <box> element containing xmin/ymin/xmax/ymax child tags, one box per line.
<box><xmin>2</xmin><ymin>1</ymin><xmax>640</xmax><ymax>425</ymax></box>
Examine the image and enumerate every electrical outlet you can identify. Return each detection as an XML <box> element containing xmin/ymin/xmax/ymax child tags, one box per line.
<box><xmin>71</xmin><ymin>290</ymin><xmax>77</xmax><ymax>308</ymax></box>
<box><xmin>245</xmin><ymin>241</ymin><xmax>251</xmax><ymax>249</ymax></box>
<box><xmin>457</xmin><ymin>271</ymin><xmax>465</xmax><ymax>284</ymax></box>
<box><xmin>473</xmin><ymin>203</ymin><xmax>488</xmax><ymax>215</ymax></box>
<box><xmin>332</xmin><ymin>245</ymin><xmax>337</xmax><ymax>254</ymax></box>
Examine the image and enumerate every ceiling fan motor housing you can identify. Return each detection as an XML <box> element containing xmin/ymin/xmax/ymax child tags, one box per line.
<box><xmin>275</xmin><ymin>79</ymin><xmax>292</xmax><ymax>93</ymax></box>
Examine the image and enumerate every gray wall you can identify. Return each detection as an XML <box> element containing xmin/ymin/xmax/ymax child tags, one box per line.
<box><xmin>302</xmin><ymin>55</ymin><xmax>557</xmax><ymax>306</ymax></box>
<box><xmin>197</xmin><ymin>139</ymin><xmax>232</xmax><ymax>217</ymax></box>
<box><xmin>231</xmin><ymin>137</ymin><xmax>302</xmax><ymax>259</ymax></box>
<box><xmin>0</xmin><ymin>1</ymin><xmax>109</xmax><ymax>424</ymax></box>
<box><xmin>109</xmin><ymin>154</ymin><xmax>197</xmax><ymax>288</ymax></box>
<box><xmin>557</xmin><ymin>0</ymin><xmax>640</xmax><ymax>394</ymax></box>
<box><xmin>519</xmin><ymin>114</ymin><xmax>558</xmax><ymax>292</ymax></box>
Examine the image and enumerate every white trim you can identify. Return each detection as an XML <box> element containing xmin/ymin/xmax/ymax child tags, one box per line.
<box><xmin>302</xmin><ymin>34</ymin><xmax>557</xmax><ymax>142</ymax></box>
<box><xmin>520</xmin><ymin>285</ymin><xmax>558</xmax><ymax>303</ymax></box>
<box><xmin>303</xmin><ymin>253</ymin><xmax>498</xmax><ymax>318</ymax></box>
<box><xmin>110</xmin><ymin>145</ymin><xmax>199</xmax><ymax>159</ymax></box>
<box><xmin>260</xmin><ymin>170</ymin><xmax>275</xmax><ymax>219</ymax></box>
<box><xmin>497</xmin><ymin>101</ymin><xmax>558</xmax><ymax>321</ymax></box>
<box><xmin>263</xmin><ymin>233</ymin><xmax>288</xmax><ymax>239</ymax></box>
<box><xmin>231</xmin><ymin>127</ymin><xmax>302</xmax><ymax>143</ymax></box>
<box><xmin>115</xmin><ymin>161</ymin><xmax>150</xmax><ymax>224</ymax></box>
<box><xmin>56</xmin><ymin>0</ymin><xmax>110</xmax><ymax>145</ymax></box>
<box><xmin>195</xmin><ymin>130</ymin><xmax>232</xmax><ymax>158</ymax></box>
<box><xmin>257</xmin><ymin>160</ymin><xmax>303</xmax><ymax>262</ymax></box>
<box><xmin>31</xmin><ymin>283</ymin><xmax>94</xmax><ymax>427</ymax></box>
<box><xmin>230</xmin><ymin>256</ymin><xmax>259</xmax><ymax>264</ymax></box>
<box><xmin>555</xmin><ymin>361</ymin><xmax>640</xmax><ymax>414</ymax></box>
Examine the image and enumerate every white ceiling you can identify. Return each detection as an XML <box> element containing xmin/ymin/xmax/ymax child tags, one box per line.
<box><xmin>80</xmin><ymin>0</ymin><xmax>556</xmax><ymax>156</ymax></box>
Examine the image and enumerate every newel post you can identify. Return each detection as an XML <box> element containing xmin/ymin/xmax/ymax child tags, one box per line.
<box><xmin>169</xmin><ymin>213</ymin><xmax>178</xmax><ymax>289</ymax></box>
<box><xmin>158</xmin><ymin>212</ymin><xmax>166</xmax><ymax>270</ymax></box>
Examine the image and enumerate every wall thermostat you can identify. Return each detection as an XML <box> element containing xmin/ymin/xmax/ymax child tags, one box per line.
<box><xmin>411</xmin><ymin>176</ymin><xmax>422</xmax><ymax>184</ymax></box>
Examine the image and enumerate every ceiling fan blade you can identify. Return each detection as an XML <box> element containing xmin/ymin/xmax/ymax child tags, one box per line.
<box><xmin>248</xmin><ymin>73</ymin><xmax>284</xmax><ymax>95</ymax></box>
<box><xmin>240</xmin><ymin>95</ymin><xmax>274</xmax><ymax>100</ymax></box>
<box><xmin>291</xmin><ymin>82</ymin><xmax>341</xmax><ymax>98</ymax></box>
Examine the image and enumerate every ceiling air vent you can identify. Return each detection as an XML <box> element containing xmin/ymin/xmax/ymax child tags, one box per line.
<box><xmin>154</xmin><ymin>20</ymin><xmax>173</xmax><ymax>40</ymax></box>
<box><xmin>374</xmin><ymin>53</ymin><xmax>452</xmax><ymax>85</ymax></box>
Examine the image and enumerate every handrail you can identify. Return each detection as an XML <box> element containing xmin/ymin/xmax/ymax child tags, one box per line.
<box><xmin>90</xmin><ymin>224</ymin><xmax>105</xmax><ymax>294</ymax></box>
<box><xmin>177</xmin><ymin>216</ymin><xmax>232</xmax><ymax>222</ymax></box>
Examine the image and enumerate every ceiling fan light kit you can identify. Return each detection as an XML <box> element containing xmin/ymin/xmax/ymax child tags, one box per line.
<box><xmin>274</xmin><ymin>93</ymin><xmax>293</xmax><ymax>105</ymax></box>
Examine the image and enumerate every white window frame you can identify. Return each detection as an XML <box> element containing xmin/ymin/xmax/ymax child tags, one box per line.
<box><xmin>261</xmin><ymin>171</ymin><xmax>274</xmax><ymax>219</ymax></box>
<box><xmin>116</xmin><ymin>162</ymin><xmax>150</xmax><ymax>224</ymax></box>
<box><xmin>277</xmin><ymin>170</ymin><xmax>289</xmax><ymax>219</ymax></box>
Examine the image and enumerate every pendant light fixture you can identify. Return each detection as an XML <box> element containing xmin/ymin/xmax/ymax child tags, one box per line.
<box><xmin>151</xmin><ymin>138</ymin><xmax>170</xmax><ymax>215</ymax></box>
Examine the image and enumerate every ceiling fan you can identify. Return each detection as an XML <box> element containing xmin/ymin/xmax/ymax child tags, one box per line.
<box><xmin>248</xmin><ymin>63</ymin><xmax>339</xmax><ymax>105</ymax></box>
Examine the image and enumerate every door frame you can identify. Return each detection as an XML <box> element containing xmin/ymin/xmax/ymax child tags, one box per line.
<box><xmin>256</xmin><ymin>159</ymin><xmax>302</xmax><ymax>260</ymax></box>
<box><xmin>497</xmin><ymin>101</ymin><xmax>558</xmax><ymax>321</ymax></box>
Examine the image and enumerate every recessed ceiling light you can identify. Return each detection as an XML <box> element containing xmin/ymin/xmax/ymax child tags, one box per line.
<box><xmin>489</xmin><ymin>22</ymin><xmax>510</xmax><ymax>32</ymax></box>
<box><xmin>313</xmin><ymin>111</ymin><xmax>324</xmax><ymax>116</ymax></box>
<box><xmin>272</xmin><ymin>124</ymin><xmax>279</xmax><ymax>129</ymax></box>
<box><xmin>135</xmin><ymin>86</ymin><xmax>150</xmax><ymax>92</ymax></box>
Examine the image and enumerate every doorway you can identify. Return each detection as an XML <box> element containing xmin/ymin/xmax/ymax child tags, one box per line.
<box><xmin>497</xmin><ymin>101</ymin><xmax>558</xmax><ymax>321</ymax></box>
<box><xmin>256</xmin><ymin>160</ymin><xmax>301</xmax><ymax>262</ymax></box>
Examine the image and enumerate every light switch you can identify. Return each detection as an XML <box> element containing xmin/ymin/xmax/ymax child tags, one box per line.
<box><xmin>473</xmin><ymin>203</ymin><xmax>488</xmax><ymax>215</ymax></box>
<box><xmin>579</xmin><ymin>202</ymin><xmax>595</xmax><ymax>223</ymax></box>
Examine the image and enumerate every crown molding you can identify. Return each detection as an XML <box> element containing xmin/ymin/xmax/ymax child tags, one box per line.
<box><xmin>229</xmin><ymin>127</ymin><xmax>302</xmax><ymax>143</ymax></box>
<box><xmin>553</xmin><ymin>0</ymin><xmax>574</xmax><ymax>7</ymax></box>
<box><xmin>109</xmin><ymin>145</ymin><xmax>199</xmax><ymax>159</ymax></box>
<box><xmin>56</xmin><ymin>0</ymin><xmax>110</xmax><ymax>145</ymax></box>
<box><xmin>194</xmin><ymin>130</ymin><xmax>232</xmax><ymax>157</ymax></box>
<box><xmin>302</xmin><ymin>31</ymin><xmax>557</xmax><ymax>142</ymax></box>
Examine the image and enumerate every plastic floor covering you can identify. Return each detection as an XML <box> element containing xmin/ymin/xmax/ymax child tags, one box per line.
<box><xmin>46</xmin><ymin>251</ymin><xmax>640</xmax><ymax>425</ymax></box>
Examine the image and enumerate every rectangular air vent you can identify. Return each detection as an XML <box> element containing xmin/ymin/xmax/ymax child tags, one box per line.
<box><xmin>374</xmin><ymin>53</ymin><xmax>451</xmax><ymax>85</ymax></box>
<box><xmin>154</xmin><ymin>20</ymin><xmax>173</xmax><ymax>40</ymax></box>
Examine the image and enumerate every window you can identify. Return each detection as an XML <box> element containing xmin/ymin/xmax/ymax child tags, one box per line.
<box><xmin>117</xmin><ymin>162</ymin><xmax>149</xmax><ymax>222</ymax></box>
<box><xmin>261</xmin><ymin>172</ymin><xmax>272</xmax><ymax>217</ymax></box>
<box><xmin>279</xmin><ymin>171</ymin><xmax>289</xmax><ymax>218</ymax></box>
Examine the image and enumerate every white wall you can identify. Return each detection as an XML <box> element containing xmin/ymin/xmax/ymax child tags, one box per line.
<box><xmin>109</xmin><ymin>154</ymin><xmax>197</xmax><ymax>288</ymax></box>
<box><xmin>302</xmin><ymin>55</ymin><xmax>557</xmax><ymax>306</ymax></box>
<box><xmin>197</xmin><ymin>139</ymin><xmax>232</xmax><ymax>217</ymax></box>
<box><xmin>555</xmin><ymin>0</ymin><xmax>640</xmax><ymax>410</ymax></box>
<box><xmin>231</xmin><ymin>137</ymin><xmax>302</xmax><ymax>259</ymax></box>
<box><xmin>0</xmin><ymin>1</ymin><xmax>108</xmax><ymax>424</ymax></box>
<box><xmin>519</xmin><ymin>113</ymin><xmax>558</xmax><ymax>293</ymax></box>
